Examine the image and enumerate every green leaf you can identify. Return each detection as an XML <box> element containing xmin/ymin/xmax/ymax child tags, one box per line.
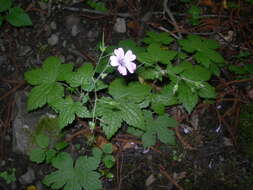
<box><xmin>27</xmin><ymin>83</ymin><xmax>64</xmax><ymax>111</ymax></box>
<box><xmin>109</xmin><ymin>79</ymin><xmax>151</xmax><ymax>103</ymax></box>
<box><xmin>137</xmin><ymin>52</ymin><xmax>157</xmax><ymax>66</ymax></box>
<box><xmin>245</xmin><ymin>64</ymin><xmax>253</xmax><ymax>74</ymax></box>
<box><xmin>142</xmin><ymin>131</ymin><xmax>156</xmax><ymax>148</ymax></box>
<box><xmin>66</xmin><ymin>64</ymin><xmax>94</xmax><ymax>91</ymax></box>
<box><xmin>198</xmin><ymin>82</ymin><xmax>216</xmax><ymax>98</ymax></box>
<box><xmin>102</xmin><ymin>143</ymin><xmax>113</xmax><ymax>154</ymax></box>
<box><xmin>0</xmin><ymin>0</ymin><xmax>12</xmax><ymax>12</ymax></box>
<box><xmin>50</xmin><ymin>97</ymin><xmax>90</xmax><ymax>129</ymax></box>
<box><xmin>102</xmin><ymin>155</ymin><xmax>115</xmax><ymax>169</ymax></box>
<box><xmin>181</xmin><ymin>65</ymin><xmax>211</xmax><ymax>81</ymax></box>
<box><xmin>119</xmin><ymin>101</ymin><xmax>145</xmax><ymax>129</ymax></box>
<box><xmin>36</xmin><ymin>134</ymin><xmax>49</xmax><ymax>149</ymax></box>
<box><xmin>157</xmin><ymin>126</ymin><xmax>176</xmax><ymax>145</ymax></box>
<box><xmin>142</xmin><ymin>31</ymin><xmax>174</xmax><ymax>45</ymax></box>
<box><xmin>151</xmin><ymin>84</ymin><xmax>178</xmax><ymax>114</ymax></box>
<box><xmin>6</xmin><ymin>7</ymin><xmax>32</xmax><ymax>27</ymax></box>
<box><xmin>127</xmin><ymin>127</ymin><xmax>144</xmax><ymax>137</ymax></box>
<box><xmin>29</xmin><ymin>148</ymin><xmax>46</xmax><ymax>163</ymax></box>
<box><xmin>178</xmin><ymin>82</ymin><xmax>198</xmax><ymax>113</ymax></box>
<box><xmin>25</xmin><ymin>56</ymin><xmax>63</xmax><ymax>85</ymax></box>
<box><xmin>45</xmin><ymin>149</ymin><xmax>57</xmax><ymax>163</ymax></box>
<box><xmin>43</xmin><ymin>152</ymin><xmax>102</xmax><ymax>190</ymax></box>
<box><xmin>205</xmin><ymin>49</ymin><xmax>225</xmax><ymax>63</ymax></box>
<box><xmin>55</xmin><ymin>141</ymin><xmax>69</xmax><ymax>151</ymax></box>
<box><xmin>137</xmin><ymin>67</ymin><xmax>161</xmax><ymax>80</ymax></box>
<box><xmin>118</xmin><ymin>39</ymin><xmax>146</xmax><ymax>55</ymax></box>
<box><xmin>194</xmin><ymin>52</ymin><xmax>212</xmax><ymax>68</ymax></box>
<box><xmin>92</xmin><ymin>148</ymin><xmax>103</xmax><ymax>159</ymax></box>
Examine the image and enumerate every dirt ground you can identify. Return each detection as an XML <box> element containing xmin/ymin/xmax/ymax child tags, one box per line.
<box><xmin>1</xmin><ymin>0</ymin><xmax>253</xmax><ymax>190</ymax></box>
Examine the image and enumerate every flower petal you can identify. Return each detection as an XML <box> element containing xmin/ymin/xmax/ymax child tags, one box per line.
<box><xmin>117</xmin><ymin>65</ymin><xmax>127</xmax><ymax>75</ymax></box>
<box><xmin>125</xmin><ymin>50</ymin><xmax>136</xmax><ymax>62</ymax></box>
<box><xmin>110</xmin><ymin>56</ymin><xmax>119</xmax><ymax>67</ymax></box>
<box><xmin>125</xmin><ymin>61</ymin><xmax>136</xmax><ymax>74</ymax></box>
<box><xmin>114</xmin><ymin>48</ymin><xmax>125</xmax><ymax>58</ymax></box>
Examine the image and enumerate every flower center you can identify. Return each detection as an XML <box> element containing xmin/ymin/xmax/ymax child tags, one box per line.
<box><xmin>118</xmin><ymin>58</ymin><xmax>125</xmax><ymax>66</ymax></box>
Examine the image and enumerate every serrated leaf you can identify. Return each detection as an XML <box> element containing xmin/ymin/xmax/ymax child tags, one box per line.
<box><xmin>181</xmin><ymin>65</ymin><xmax>211</xmax><ymax>81</ymax></box>
<box><xmin>142</xmin><ymin>131</ymin><xmax>156</xmax><ymax>148</ymax></box>
<box><xmin>6</xmin><ymin>7</ymin><xmax>32</xmax><ymax>27</ymax></box>
<box><xmin>205</xmin><ymin>49</ymin><xmax>225</xmax><ymax>63</ymax></box>
<box><xmin>202</xmin><ymin>39</ymin><xmax>220</xmax><ymax>49</ymax></box>
<box><xmin>137</xmin><ymin>67</ymin><xmax>161</xmax><ymax>80</ymax></box>
<box><xmin>102</xmin><ymin>155</ymin><xmax>115</xmax><ymax>169</ymax></box>
<box><xmin>109</xmin><ymin>79</ymin><xmax>151</xmax><ymax>103</ymax></box>
<box><xmin>25</xmin><ymin>56</ymin><xmax>62</xmax><ymax>85</ymax></box>
<box><xmin>198</xmin><ymin>82</ymin><xmax>216</xmax><ymax>98</ymax></box>
<box><xmin>157</xmin><ymin>126</ymin><xmax>176</xmax><ymax>145</ymax></box>
<box><xmin>92</xmin><ymin>148</ymin><xmax>103</xmax><ymax>159</ymax></box>
<box><xmin>102</xmin><ymin>143</ymin><xmax>113</xmax><ymax>154</ymax></box>
<box><xmin>36</xmin><ymin>134</ymin><xmax>49</xmax><ymax>148</ymax></box>
<box><xmin>66</xmin><ymin>64</ymin><xmax>94</xmax><ymax>90</ymax></box>
<box><xmin>178</xmin><ymin>82</ymin><xmax>198</xmax><ymax>113</ymax></box>
<box><xmin>101</xmin><ymin>118</ymin><xmax>122</xmax><ymax>139</ymax></box>
<box><xmin>127</xmin><ymin>127</ymin><xmax>144</xmax><ymax>137</ymax></box>
<box><xmin>118</xmin><ymin>39</ymin><xmax>145</xmax><ymax>55</ymax></box>
<box><xmin>137</xmin><ymin>52</ymin><xmax>157</xmax><ymax>66</ymax></box>
<box><xmin>209</xmin><ymin>63</ymin><xmax>220</xmax><ymax>76</ymax></box>
<box><xmin>27</xmin><ymin>83</ymin><xmax>64</xmax><ymax>111</ymax></box>
<box><xmin>43</xmin><ymin>152</ymin><xmax>102</xmax><ymax>190</ymax></box>
<box><xmin>29</xmin><ymin>148</ymin><xmax>45</xmax><ymax>163</ymax></box>
<box><xmin>0</xmin><ymin>0</ymin><xmax>12</xmax><ymax>12</ymax></box>
<box><xmin>45</xmin><ymin>149</ymin><xmax>57</xmax><ymax>163</ymax></box>
<box><xmin>119</xmin><ymin>101</ymin><xmax>145</xmax><ymax>129</ymax></box>
<box><xmin>50</xmin><ymin>97</ymin><xmax>90</xmax><ymax>129</ymax></box>
<box><xmin>194</xmin><ymin>52</ymin><xmax>212</xmax><ymax>68</ymax></box>
<box><xmin>55</xmin><ymin>141</ymin><xmax>69</xmax><ymax>151</ymax></box>
<box><xmin>143</xmin><ymin>31</ymin><xmax>174</xmax><ymax>45</ymax></box>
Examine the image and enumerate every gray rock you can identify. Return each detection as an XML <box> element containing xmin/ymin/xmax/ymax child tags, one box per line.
<box><xmin>13</xmin><ymin>91</ymin><xmax>50</xmax><ymax>155</ymax></box>
<box><xmin>71</xmin><ymin>25</ymin><xmax>79</xmax><ymax>37</ymax></box>
<box><xmin>65</xmin><ymin>15</ymin><xmax>81</xmax><ymax>36</ymax></box>
<box><xmin>113</xmin><ymin>18</ymin><xmax>126</xmax><ymax>33</ymax></box>
<box><xmin>48</xmin><ymin>34</ymin><xmax>59</xmax><ymax>46</ymax></box>
<box><xmin>19</xmin><ymin>167</ymin><xmax>36</xmax><ymax>185</ymax></box>
<box><xmin>65</xmin><ymin>15</ymin><xmax>80</xmax><ymax>30</ymax></box>
<box><xmin>50</xmin><ymin>21</ymin><xmax>57</xmax><ymax>30</ymax></box>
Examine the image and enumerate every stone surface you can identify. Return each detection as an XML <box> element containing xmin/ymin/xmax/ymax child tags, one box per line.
<box><xmin>12</xmin><ymin>91</ymin><xmax>49</xmax><ymax>155</ymax></box>
<box><xmin>47</xmin><ymin>34</ymin><xmax>59</xmax><ymax>46</ymax></box>
<box><xmin>113</xmin><ymin>18</ymin><xmax>126</xmax><ymax>33</ymax></box>
<box><xmin>19</xmin><ymin>167</ymin><xmax>36</xmax><ymax>185</ymax></box>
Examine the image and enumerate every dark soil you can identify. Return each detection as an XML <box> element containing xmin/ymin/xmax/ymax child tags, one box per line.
<box><xmin>1</xmin><ymin>0</ymin><xmax>253</xmax><ymax>190</ymax></box>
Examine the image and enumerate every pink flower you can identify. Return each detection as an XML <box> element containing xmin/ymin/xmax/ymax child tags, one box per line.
<box><xmin>110</xmin><ymin>48</ymin><xmax>136</xmax><ymax>76</ymax></box>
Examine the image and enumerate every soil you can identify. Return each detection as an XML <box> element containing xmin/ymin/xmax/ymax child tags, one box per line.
<box><xmin>1</xmin><ymin>0</ymin><xmax>253</xmax><ymax>190</ymax></box>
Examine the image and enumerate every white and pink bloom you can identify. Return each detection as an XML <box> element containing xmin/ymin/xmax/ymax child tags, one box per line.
<box><xmin>110</xmin><ymin>48</ymin><xmax>136</xmax><ymax>76</ymax></box>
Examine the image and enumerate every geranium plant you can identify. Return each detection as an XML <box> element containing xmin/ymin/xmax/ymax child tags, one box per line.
<box><xmin>25</xmin><ymin>31</ymin><xmax>223</xmax><ymax>190</ymax></box>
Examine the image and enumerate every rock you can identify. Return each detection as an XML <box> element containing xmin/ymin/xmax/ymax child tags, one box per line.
<box><xmin>71</xmin><ymin>25</ymin><xmax>79</xmax><ymax>37</ymax></box>
<box><xmin>113</xmin><ymin>18</ymin><xmax>126</xmax><ymax>33</ymax></box>
<box><xmin>12</xmin><ymin>91</ymin><xmax>49</xmax><ymax>155</ymax></box>
<box><xmin>50</xmin><ymin>21</ymin><xmax>57</xmax><ymax>30</ymax></box>
<box><xmin>65</xmin><ymin>15</ymin><xmax>80</xmax><ymax>30</ymax></box>
<box><xmin>47</xmin><ymin>34</ymin><xmax>59</xmax><ymax>46</ymax></box>
<box><xmin>65</xmin><ymin>15</ymin><xmax>81</xmax><ymax>36</ymax></box>
<box><xmin>19</xmin><ymin>167</ymin><xmax>36</xmax><ymax>185</ymax></box>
